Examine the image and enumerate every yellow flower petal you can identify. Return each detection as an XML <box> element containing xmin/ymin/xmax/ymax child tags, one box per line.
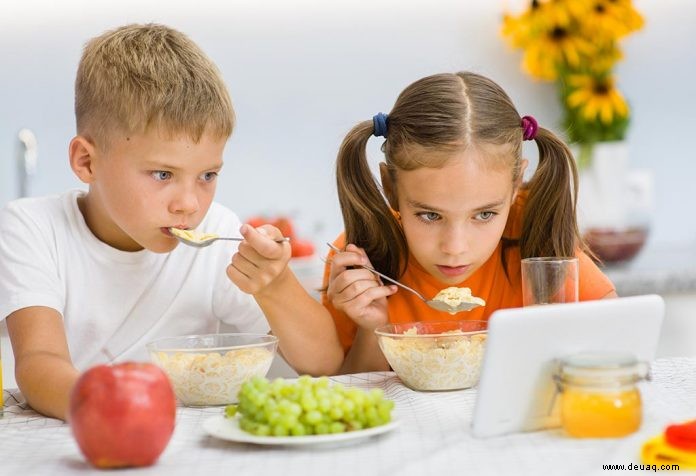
<box><xmin>599</xmin><ymin>101</ymin><xmax>614</xmax><ymax>124</ymax></box>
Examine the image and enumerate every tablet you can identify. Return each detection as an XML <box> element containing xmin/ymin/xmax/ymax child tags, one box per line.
<box><xmin>471</xmin><ymin>294</ymin><xmax>665</xmax><ymax>438</ymax></box>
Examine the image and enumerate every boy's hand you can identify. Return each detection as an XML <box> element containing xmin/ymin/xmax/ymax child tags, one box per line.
<box><xmin>326</xmin><ymin>244</ymin><xmax>397</xmax><ymax>331</ymax></box>
<box><xmin>227</xmin><ymin>224</ymin><xmax>292</xmax><ymax>296</ymax></box>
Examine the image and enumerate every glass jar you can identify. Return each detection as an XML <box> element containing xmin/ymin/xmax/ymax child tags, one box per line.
<box><xmin>555</xmin><ymin>352</ymin><xmax>649</xmax><ymax>438</ymax></box>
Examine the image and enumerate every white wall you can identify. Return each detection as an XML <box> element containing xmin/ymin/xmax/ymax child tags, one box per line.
<box><xmin>1</xmin><ymin>0</ymin><xmax>695</xmax><ymax>250</ymax></box>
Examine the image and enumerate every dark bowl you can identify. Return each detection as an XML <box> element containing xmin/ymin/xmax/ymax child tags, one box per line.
<box><xmin>583</xmin><ymin>227</ymin><xmax>649</xmax><ymax>264</ymax></box>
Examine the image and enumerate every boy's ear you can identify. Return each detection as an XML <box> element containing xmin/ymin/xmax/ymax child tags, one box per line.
<box><xmin>379</xmin><ymin>162</ymin><xmax>399</xmax><ymax>211</ymax></box>
<box><xmin>69</xmin><ymin>136</ymin><xmax>98</xmax><ymax>184</ymax></box>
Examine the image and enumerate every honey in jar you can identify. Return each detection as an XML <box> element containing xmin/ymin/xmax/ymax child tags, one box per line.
<box><xmin>556</xmin><ymin>352</ymin><xmax>649</xmax><ymax>438</ymax></box>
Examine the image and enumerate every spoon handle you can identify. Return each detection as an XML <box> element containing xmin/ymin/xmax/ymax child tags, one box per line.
<box><xmin>325</xmin><ymin>243</ymin><xmax>428</xmax><ymax>301</ymax></box>
<box><xmin>216</xmin><ymin>237</ymin><xmax>290</xmax><ymax>243</ymax></box>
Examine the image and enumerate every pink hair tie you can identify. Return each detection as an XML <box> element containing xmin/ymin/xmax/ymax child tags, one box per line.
<box><xmin>521</xmin><ymin>115</ymin><xmax>538</xmax><ymax>141</ymax></box>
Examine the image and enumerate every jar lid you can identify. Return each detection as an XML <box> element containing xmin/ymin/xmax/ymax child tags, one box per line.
<box><xmin>556</xmin><ymin>352</ymin><xmax>649</xmax><ymax>386</ymax></box>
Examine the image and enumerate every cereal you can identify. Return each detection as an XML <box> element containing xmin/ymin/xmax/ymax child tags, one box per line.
<box><xmin>433</xmin><ymin>287</ymin><xmax>486</xmax><ymax>308</ymax></box>
<box><xmin>169</xmin><ymin>228</ymin><xmax>219</xmax><ymax>243</ymax></box>
<box><xmin>378</xmin><ymin>328</ymin><xmax>487</xmax><ymax>391</ymax></box>
<box><xmin>151</xmin><ymin>347</ymin><xmax>274</xmax><ymax>406</ymax></box>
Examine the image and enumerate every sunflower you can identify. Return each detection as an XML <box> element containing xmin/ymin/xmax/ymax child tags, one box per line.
<box><xmin>566</xmin><ymin>74</ymin><xmax>629</xmax><ymax>124</ymax></box>
<box><xmin>580</xmin><ymin>0</ymin><xmax>645</xmax><ymax>39</ymax></box>
<box><xmin>501</xmin><ymin>0</ymin><xmax>590</xmax><ymax>49</ymax></box>
<box><xmin>500</xmin><ymin>0</ymin><xmax>642</xmax><ymax>146</ymax></box>
<box><xmin>521</xmin><ymin>25</ymin><xmax>595</xmax><ymax>80</ymax></box>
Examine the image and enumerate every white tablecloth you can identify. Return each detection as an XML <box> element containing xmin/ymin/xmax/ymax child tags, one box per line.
<box><xmin>2</xmin><ymin>358</ymin><xmax>695</xmax><ymax>476</ymax></box>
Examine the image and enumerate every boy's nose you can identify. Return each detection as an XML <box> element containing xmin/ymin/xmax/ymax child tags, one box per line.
<box><xmin>170</xmin><ymin>189</ymin><xmax>200</xmax><ymax>215</ymax></box>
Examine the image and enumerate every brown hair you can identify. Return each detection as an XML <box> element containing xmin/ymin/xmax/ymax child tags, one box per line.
<box><xmin>335</xmin><ymin>71</ymin><xmax>584</xmax><ymax>279</ymax></box>
<box><xmin>75</xmin><ymin>23</ymin><xmax>234</xmax><ymax>150</ymax></box>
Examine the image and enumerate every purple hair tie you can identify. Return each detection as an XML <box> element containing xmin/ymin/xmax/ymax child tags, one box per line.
<box><xmin>521</xmin><ymin>115</ymin><xmax>538</xmax><ymax>141</ymax></box>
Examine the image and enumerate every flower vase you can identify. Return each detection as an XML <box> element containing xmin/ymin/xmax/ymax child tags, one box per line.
<box><xmin>575</xmin><ymin>141</ymin><xmax>652</xmax><ymax>264</ymax></box>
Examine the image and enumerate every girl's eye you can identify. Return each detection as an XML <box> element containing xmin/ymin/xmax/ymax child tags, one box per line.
<box><xmin>476</xmin><ymin>211</ymin><xmax>497</xmax><ymax>221</ymax></box>
<box><xmin>200</xmin><ymin>171</ymin><xmax>219</xmax><ymax>182</ymax></box>
<box><xmin>417</xmin><ymin>212</ymin><xmax>441</xmax><ymax>223</ymax></box>
<box><xmin>151</xmin><ymin>171</ymin><xmax>172</xmax><ymax>181</ymax></box>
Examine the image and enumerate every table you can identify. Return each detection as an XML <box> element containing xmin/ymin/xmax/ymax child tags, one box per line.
<box><xmin>2</xmin><ymin>358</ymin><xmax>695</xmax><ymax>476</ymax></box>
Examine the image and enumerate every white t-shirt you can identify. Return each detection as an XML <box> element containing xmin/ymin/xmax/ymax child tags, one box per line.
<box><xmin>0</xmin><ymin>190</ymin><xmax>269</xmax><ymax>370</ymax></box>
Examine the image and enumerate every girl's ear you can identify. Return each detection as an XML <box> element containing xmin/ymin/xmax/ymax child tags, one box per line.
<box><xmin>69</xmin><ymin>136</ymin><xmax>98</xmax><ymax>184</ymax></box>
<box><xmin>512</xmin><ymin>159</ymin><xmax>529</xmax><ymax>201</ymax></box>
<box><xmin>379</xmin><ymin>162</ymin><xmax>399</xmax><ymax>211</ymax></box>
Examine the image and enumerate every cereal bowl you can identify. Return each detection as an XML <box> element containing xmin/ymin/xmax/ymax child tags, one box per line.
<box><xmin>146</xmin><ymin>333</ymin><xmax>277</xmax><ymax>406</ymax></box>
<box><xmin>375</xmin><ymin>320</ymin><xmax>487</xmax><ymax>391</ymax></box>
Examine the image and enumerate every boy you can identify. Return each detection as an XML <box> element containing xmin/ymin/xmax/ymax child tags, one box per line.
<box><xmin>0</xmin><ymin>23</ymin><xmax>341</xmax><ymax>421</ymax></box>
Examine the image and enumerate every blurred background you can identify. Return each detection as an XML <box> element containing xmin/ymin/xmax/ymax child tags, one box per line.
<box><xmin>1</xmin><ymin>0</ymin><xmax>695</xmax><ymax>382</ymax></box>
<box><xmin>2</xmin><ymin>0</ymin><xmax>694</xmax><ymax>247</ymax></box>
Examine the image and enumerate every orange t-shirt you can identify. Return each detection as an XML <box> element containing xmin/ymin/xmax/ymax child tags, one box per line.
<box><xmin>322</xmin><ymin>190</ymin><xmax>616</xmax><ymax>353</ymax></box>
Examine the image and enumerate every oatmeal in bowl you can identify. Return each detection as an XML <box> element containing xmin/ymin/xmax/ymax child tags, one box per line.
<box><xmin>147</xmin><ymin>333</ymin><xmax>277</xmax><ymax>406</ymax></box>
<box><xmin>374</xmin><ymin>320</ymin><xmax>487</xmax><ymax>391</ymax></box>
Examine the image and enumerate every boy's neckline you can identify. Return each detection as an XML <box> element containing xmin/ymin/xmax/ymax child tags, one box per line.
<box><xmin>68</xmin><ymin>190</ymin><xmax>155</xmax><ymax>265</ymax></box>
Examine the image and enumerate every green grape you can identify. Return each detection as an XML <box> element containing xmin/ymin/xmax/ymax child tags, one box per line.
<box><xmin>347</xmin><ymin>420</ymin><xmax>363</xmax><ymax>431</ymax></box>
<box><xmin>329</xmin><ymin>422</ymin><xmax>346</xmax><ymax>433</ymax></box>
<box><xmin>290</xmin><ymin>423</ymin><xmax>307</xmax><ymax>436</ymax></box>
<box><xmin>318</xmin><ymin>397</ymin><xmax>331</xmax><ymax>413</ymax></box>
<box><xmin>305</xmin><ymin>409</ymin><xmax>322</xmax><ymax>425</ymax></box>
<box><xmin>280</xmin><ymin>414</ymin><xmax>298</xmax><ymax>428</ymax></box>
<box><xmin>256</xmin><ymin>424</ymin><xmax>271</xmax><ymax>436</ymax></box>
<box><xmin>329</xmin><ymin>407</ymin><xmax>344</xmax><ymax>420</ymax></box>
<box><xmin>270</xmin><ymin>410</ymin><xmax>285</xmax><ymax>425</ymax></box>
<box><xmin>289</xmin><ymin>402</ymin><xmax>302</xmax><ymax>416</ymax></box>
<box><xmin>341</xmin><ymin>399</ymin><xmax>355</xmax><ymax>414</ymax></box>
<box><xmin>234</xmin><ymin>376</ymin><xmax>395</xmax><ymax>437</ymax></box>
<box><xmin>301</xmin><ymin>395</ymin><xmax>318</xmax><ymax>411</ymax></box>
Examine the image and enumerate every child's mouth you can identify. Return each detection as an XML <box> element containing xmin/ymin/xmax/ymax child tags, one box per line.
<box><xmin>437</xmin><ymin>265</ymin><xmax>470</xmax><ymax>277</ymax></box>
<box><xmin>162</xmin><ymin>226</ymin><xmax>188</xmax><ymax>237</ymax></box>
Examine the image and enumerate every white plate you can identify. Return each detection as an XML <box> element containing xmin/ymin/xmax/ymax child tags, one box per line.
<box><xmin>203</xmin><ymin>415</ymin><xmax>399</xmax><ymax>447</ymax></box>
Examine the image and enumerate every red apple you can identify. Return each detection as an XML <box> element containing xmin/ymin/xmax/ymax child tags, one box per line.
<box><xmin>69</xmin><ymin>362</ymin><xmax>176</xmax><ymax>469</ymax></box>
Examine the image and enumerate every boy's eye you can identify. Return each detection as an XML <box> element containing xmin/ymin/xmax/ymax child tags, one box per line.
<box><xmin>200</xmin><ymin>171</ymin><xmax>219</xmax><ymax>182</ymax></box>
<box><xmin>417</xmin><ymin>211</ymin><xmax>441</xmax><ymax>223</ymax></box>
<box><xmin>152</xmin><ymin>171</ymin><xmax>172</xmax><ymax>181</ymax></box>
<box><xmin>476</xmin><ymin>211</ymin><xmax>497</xmax><ymax>221</ymax></box>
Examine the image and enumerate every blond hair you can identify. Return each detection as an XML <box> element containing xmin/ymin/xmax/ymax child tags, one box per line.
<box><xmin>75</xmin><ymin>23</ymin><xmax>234</xmax><ymax>149</ymax></box>
<box><xmin>336</xmin><ymin>72</ymin><xmax>583</xmax><ymax>279</ymax></box>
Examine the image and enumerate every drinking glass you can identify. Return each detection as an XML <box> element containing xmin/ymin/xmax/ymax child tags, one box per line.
<box><xmin>521</xmin><ymin>257</ymin><xmax>579</xmax><ymax>306</ymax></box>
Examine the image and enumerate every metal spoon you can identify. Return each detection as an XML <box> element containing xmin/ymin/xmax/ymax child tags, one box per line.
<box><xmin>326</xmin><ymin>243</ymin><xmax>482</xmax><ymax>314</ymax></box>
<box><xmin>171</xmin><ymin>228</ymin><xmax>290</xmax><ymax>248</ymax></box>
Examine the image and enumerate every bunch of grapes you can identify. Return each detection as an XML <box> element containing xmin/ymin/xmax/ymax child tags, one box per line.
<box><xmin>227</xmin><ymin>375</ymin><xmax>394</xmax><ymax>437</ymax></box>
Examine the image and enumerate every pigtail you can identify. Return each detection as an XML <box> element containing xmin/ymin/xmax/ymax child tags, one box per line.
<box><xmin>520</xmin><ymin>127</ymin><xmax>584</xmax><ymax>259</ymax></box>
<box><xmin>335</xmin><ymin>122</ymin><xmax>408</xmax><ymax>279</ymax></box>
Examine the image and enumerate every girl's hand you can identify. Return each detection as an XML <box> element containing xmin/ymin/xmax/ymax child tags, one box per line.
<box><xmin>226</xmin><ymin>224</ymin><xmax>292</xmax><ymax>297</ymax></box>
<box><xmin>326</xmin><ymin>243</ymin><xmax>397</xmax><ymax>331</ymax></box>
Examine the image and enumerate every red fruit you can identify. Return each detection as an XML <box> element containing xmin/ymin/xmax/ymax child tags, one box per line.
<box><xmin>291</xmin><ymin>239</ymin><xmax>315</xmax><ymax>258</ymax></box>
<box><xmin>272</xmin><ymin>217</ymin><xmax>296</xmax><ymax>240</ymax></box>
<box><xmin>665</xmin><ymin>420</ymin><xmax>696</xmax><ymax>451</ymax></box>
<box><xmin>246</xmin><ymin>216</ymin><xmax>269</xmax><ymax>229</ymax></box>
<box><xmin>69</xmin><ymin>362</ymin><xmax>176</xmax><ymax>469</ymax></box>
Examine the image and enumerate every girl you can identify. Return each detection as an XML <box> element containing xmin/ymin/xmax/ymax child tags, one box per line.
<box><xmin>324</xmin><ymin>72</ymin><xmax>617</xmax><ymax>374</ymax></box>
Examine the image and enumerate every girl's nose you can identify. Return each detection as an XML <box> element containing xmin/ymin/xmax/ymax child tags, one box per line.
<box><xmin>440</xmin><ymin>224</ymin><xmax>470</xmax><ymax>256</ymax></box>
